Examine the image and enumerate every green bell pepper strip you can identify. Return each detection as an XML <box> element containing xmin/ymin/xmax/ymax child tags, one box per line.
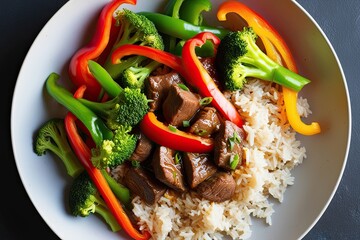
<box><xmin>45</xmin><ymin>72</ymin><xmax>113</xmax><ymax>146</ymax></box>
<box><xmin>88</xmin><ymin>60</ymin><xmax>121</xmax><ymax>98</ymax></box>
<box><xmin>176</xmin><ymin>0</ymin><xmax>214</xmax><ymax>56</ymax></box>
<box><xmin>163</xmin><ymin>0</ymin><xmax>212</xmax><ymax>53</ymax></box>
<box><xmin>163</xmin><ymin>0</ymin><xmax>185</xmax><ymax>53</ymax></box>
<box><xmin>71</xmin><ymin>85</ymin><xmax>131</xmax><ymax>206</ymax></box>
<box><xmin>140</xmin><ymin>12</ymin><xmax>228</xmax><ymax>56</ymax></box>
<box><xmin>164</xmin><ymin>0</ymin><xmax>184</xmax><ymax>17</ymax></box>
<box><xmin>179</xmin><ymin>0</ymin><xmax>212</xmax><ymax>25</ymax></box>
<box><xmin>139</xmin><ymin>12</ymin><xmax>229</xmax><ymax>40</ymax></box>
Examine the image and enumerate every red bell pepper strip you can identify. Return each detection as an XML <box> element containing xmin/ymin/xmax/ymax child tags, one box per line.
<box><xmin>65</xmin><ymin>113</ymin><xmax>150</xmax><ymax>240</ymax></box>
<box><xmin>181</xmin><ymin>32</ymin><xmax>244</xmax><ymax>128</ymax></box>
<box><xmin>140</xmin><ymin>112</ymin><xmax>214</xmax><ymax>153</ymax></box>
<box><xmin>65</xmin><ymin>86</ymin><xmax>150</xmax><ymax>240</ymax></box>
<box><xmin>111</xmin><ymin>44</ymin><xmax>186</xmax><ymax>76</ymax></box>
<box><xmin>217</xmin><ymin>1</ymin><xmax>320</xmax><ymax>135</ymax></box>
<box><xmin>68</xmin><ymin>0</ymin><xmax>136</xmax><ymax>100</ymax></box>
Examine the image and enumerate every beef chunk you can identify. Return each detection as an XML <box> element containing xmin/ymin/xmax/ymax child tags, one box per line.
<box><xmin>129</xmin><ymin>132</ymin><xmax>154</xmax><ymax>162</ymax></box>
<box><xmin>145</xmin><ymin>71</ymin><xmax>184</xmax><ymax>111</ymax></box>
<box><xmin>162</xmin><ymin>84</ymin><xmax>201</xmax><ymax>127</ymax></box>
<box><xmin>189</xmin><ymin>107</ymin><xmax>221</xmax><ymax>137</ymax></box>
<box><xmin>196</xmin><ymin>172</ymin><xmax>236</xmax><ymax>202</ymax></box>
<box><xmin>213</xmin><ymin>120</ymin><xmax>245</xmax><ymax>170</ymax></box>
<box><xmin>124</xmin><ymin>166</ymin><xmax>167</xmax><ymax>205</ymax></box>
<box><xmin>182</xmin><ymin>152</ymin><xmax>217</xmax><ymax>189</ymax></box>
<box><xmin>152</xmin><ymin>146</ymin><xmax>187</xmax><ymax>192</ymax></box>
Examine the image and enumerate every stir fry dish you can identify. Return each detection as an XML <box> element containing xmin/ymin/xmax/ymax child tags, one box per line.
<box><xmin>33</xmin><ymin>0</ymin><xmax>321</xmax><ymax>239</ymax></box>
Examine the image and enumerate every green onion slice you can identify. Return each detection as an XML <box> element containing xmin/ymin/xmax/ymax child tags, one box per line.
<box><xmin>168</xmin><ymin>125</ymin><xmax>177</xmax><ymax>132</ymax></box>
<box><xmin>178</xmin><ymin>83</ymin><xmax>189</xmax><ymax>91</ymax></box>
<box><xmin>199</xmin><ymin>97</ymin><xmax>213</xmax><ymax>106</ymax></box>
<box><xmin>229</xmin><ymin>154</ymin><xmax>240</xmax><ymax>170</ymax></box>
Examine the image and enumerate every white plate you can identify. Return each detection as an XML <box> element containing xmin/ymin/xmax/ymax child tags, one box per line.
<box><xmin>11</xmin><ymin>0</ymin><xmax>351</xmax><ymax>239</ymax></box>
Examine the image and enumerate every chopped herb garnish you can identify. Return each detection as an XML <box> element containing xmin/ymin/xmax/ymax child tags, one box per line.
<box><xmin>195</xmin><ymin>129</ymin><xmax>207</xmax><ymax>136</ymax></box>
<box><xmin>174</xmin><ymin>151</ymin><xmax>182</xmax><ymax>164</ymax></box>
<box><xmin>199</xmin><ymin>97</ymin><xmax>213</xmax><ymax>106</ymax></box>
<box><xmin>183</xmin><ymin>120</ymin><xmax>190</xmax><ymax>127</ymax></box>
<box><xmin>229</xmin><ymin>154</ymin><xmax>240</xmax><ymax>170</ymax></box>
<box><xmin>228</xmin><ymin>131</ymin><xmax>241</xmax><ymax>150</ymax></box>
<box><xmin>168</xmin><ymin>125</ymin><xmax>177</xmax><ymax>132</ymax></box>
<box><xmin>178</xmin><ymin>83</ymin><xmax>189</xmax><ymax>91</ymax></box>
<box><xmin>228</xmin><ymin>139</ymin><xmax>235</xmax><ymax>151</ymax></box>
<box><xmin>131</xmin><ymin>160</ymin><xmax>140</xmax><ymax>168</ymax></box>
<box><xmin>172</xmin><ymin>171</ymin><xmax>177</xmax><ymax>180</ymax></box>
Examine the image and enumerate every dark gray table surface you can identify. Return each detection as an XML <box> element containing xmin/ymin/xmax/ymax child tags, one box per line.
<box><xmin>2</xmin><ymin>1</ymin><xmax>359</xmax><ymax>239</ymax></box>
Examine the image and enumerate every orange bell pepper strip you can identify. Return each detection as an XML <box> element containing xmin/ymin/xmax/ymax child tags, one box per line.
<box><xmin>140</xmin><ymin>112</ymin><xmax>214</xmax><ymax>153</ymax></box>
<box><xmin>65</xmin><ymin>86</ymin><xmax>150</xmax><ymax>240</ymax></box>
<box><xmin>68</xmin><ymin>0</ymin><xmax>136</xmax><ymax>100</ymax></box>
<box><xmin>217</xmin><ymin>1</ymin><xmax>320</xmax><ymax>135</ymax></box>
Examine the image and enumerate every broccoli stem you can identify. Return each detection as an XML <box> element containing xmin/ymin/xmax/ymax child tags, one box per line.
<box><xmin>34</xmin><ymin>119</ymin><xmax>83</xmax><ymax>177</ymax></box>
<box><xmin>122</xmin><ymin>60</ymin><xmax>162</xmax><ymax>89</ymax></box>
<box><xmin>101</xmin><ymin>169</ymin><xmax>131</xmax><ymax>207</ymax></box>
<box><xmin>53</xmin><ymin>146</ymin><xmax>82</xmax><ymax>177</ymax></box>
<box><xmin>102</xmin><ymin>24</ymin><xmax>147</xmax><ymax>79</ymax></box>
<box><xmin>106</xmin><ymin>55</ymin><xmax>147</xmax><ymax>80</ymax></box>
<box><xmin>113</xmin><ymin>24</ymin><xmax>140</xmax><ymax>49</ymax></box>
<box><xmin>95</xmin><ymin>203</ymin><xmax>121</xmax><ymax>232</ymax></box>
<box><xmin>49</xmin><ymin>129</ymin><xmax>83</xmax><ymax>177</ymax></box>
<box><xmin>139</xmin><ymin>60</ymin><xmax>161</xmax><ymax>77</ymax></box>
<box><xmin>272</xmin><ymin>66</ymin><xmax>310</xmax><ymax>91</ymax></box>
<box><xmin>246</xmin><ymin>36</ymin><xmax>310</xmax><ymax>91</ymax></box>
<box><xmin>77</xmin><ymin>97</ymin><xmax>117</xmax><ymax>120</ymax></box>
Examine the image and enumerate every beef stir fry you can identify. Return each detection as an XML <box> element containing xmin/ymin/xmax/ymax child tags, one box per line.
<box><xmin>113</xmin><ymin>58</ymin><xmax>245</xmax><ymax>204</ymax></box>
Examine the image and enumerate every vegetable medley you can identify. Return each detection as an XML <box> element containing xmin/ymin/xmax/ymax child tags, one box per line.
<box><xmin>33</xmin><ymin>0</ymin><xmax>321</xmax><ymax>239</ymax></box>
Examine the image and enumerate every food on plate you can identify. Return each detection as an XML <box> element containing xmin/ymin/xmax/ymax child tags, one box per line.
<box><xmin>215</xmin><ymin>27</ymin><xmax>310</xmax><ymax>92</ymax></box>
<box><xmin>33</xmin><ymin>118</ymin><xmax>83</xmax><ymax>177</ymax></box>
<box><xmin>69</xmin><ymin>171</ymin><xmax>122</xmax><ymax>232</ymax></box>
<box><xmin>33</xmin><ymin>0</ymin><xmax>321</xmax><ymax>239</ymax></box>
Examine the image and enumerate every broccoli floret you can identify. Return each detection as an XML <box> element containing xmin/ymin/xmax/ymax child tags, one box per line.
<box><xmin>34</xmin><ymin>118</ymin><xmax>83</xmax><ymax>177</ymax></box>
<box><xmin>69</xmin><ymin>171</ymin><xmax>120</xmax><ymax>232</ymax></box>
<box><xmin>215</xmin><ymin>27</ymin><xmax>310</xmax><ymax>91</ymax></box>
<box><xmin>91</xmin><ymin>125</ymin><xmax>137</xmax><ymax>169</ymax></box>
<box><xmin>119</xmin><ymin>60</ymin><xmax>161</xmax><ymax>90</ymax></box>
<box><xmin>79</xmin><ymin>87</ymin><xmax>149</xmax><ymax>130</ymax></box>
<box><xmin>104</xmin><ymin>8</ymin><xmax>164</xmax><ymax>79</ymax></box>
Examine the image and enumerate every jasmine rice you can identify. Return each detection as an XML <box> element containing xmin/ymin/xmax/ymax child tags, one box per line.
<box><xmin>131</xmin><ymin>79</ymin><xmax>309</xmax><ymax>240</ymax></box>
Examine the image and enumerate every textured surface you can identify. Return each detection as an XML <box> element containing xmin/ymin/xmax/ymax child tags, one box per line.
<box><xmin>1</xmin><ymin>0</ymin><xmax>358</xmax><ymax>239</ymax></box>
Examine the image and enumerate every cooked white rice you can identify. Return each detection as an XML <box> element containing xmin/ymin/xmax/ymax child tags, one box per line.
<box><xmin>132</xmin><ymin>79</ymin><xmax>309</xmax><ymax>240</ymax></box>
